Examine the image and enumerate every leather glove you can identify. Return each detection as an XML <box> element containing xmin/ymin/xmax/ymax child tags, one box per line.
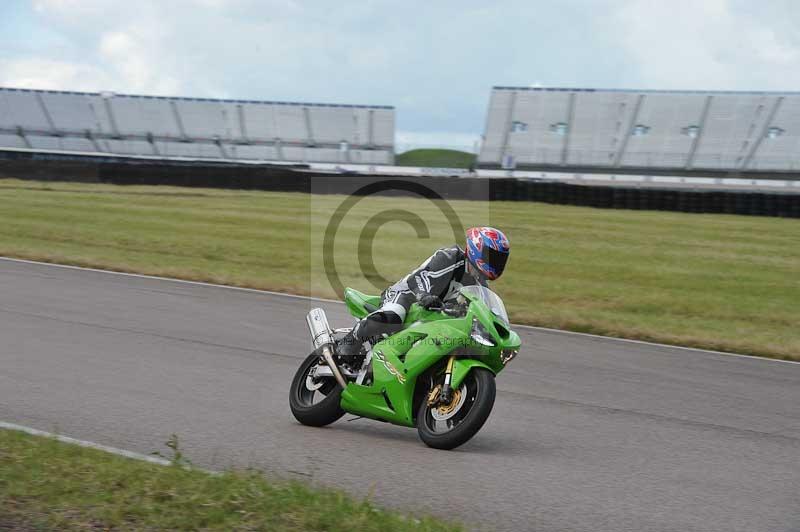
<box><xmin>419</xmin><ymin>294</ymin><xmax>443</xmax><ymax>310</ymax></box>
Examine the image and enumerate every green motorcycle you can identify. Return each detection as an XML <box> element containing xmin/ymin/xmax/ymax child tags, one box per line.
<box><xmin>289</xmin><ymin>285</ymin><xmax>521</xmax><ymax>450</ymax></box>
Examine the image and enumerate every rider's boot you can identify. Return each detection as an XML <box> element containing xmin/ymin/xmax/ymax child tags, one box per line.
<box><xmin>335</xmin><ymin>329</ymin><xmax>365</xmax><ymax>365</ymax></box>
<box><xmin>335</xmin><ymin>309</ymin><xmax>404</xmax><ymax>365</ymax></box>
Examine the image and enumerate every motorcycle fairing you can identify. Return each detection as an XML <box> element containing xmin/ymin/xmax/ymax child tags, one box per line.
<box><xmin>340</xmin><ymin>318</ymin><xmax>468</xmax><ymax>427</ymax></box>
<box><xmin>344</xmin><ymin>287</ymin><xmax>382</xmax><ymax>318</ymax></box>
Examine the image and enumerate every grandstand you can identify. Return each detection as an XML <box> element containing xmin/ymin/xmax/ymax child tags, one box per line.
<box><xmin>0</xmin><ymin>84</ymin><xmax>798</xmax><ymax>218</ymax></box>
<box><xmin>478</xmin><ymin>87</ymin><xmax>800</xmax><ymax>175</ymax></box>
<box><xmin>0</xmin><ymin>87</ymin><xmax>395</xmax><ymax>164</ymax></box>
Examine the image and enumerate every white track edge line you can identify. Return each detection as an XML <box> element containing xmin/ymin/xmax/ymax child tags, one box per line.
<box><xmin>2</xmin><ymin>256</ymin><xmax>797</xmax><ymax>365</ymax></box>
<box><xmin>0</xmin><ymin>256</ymin><xmax>341</xmax><ymax>303</ymax></box>
<box><xmin>517</xmin><ymin>324</ymin><xmax>800</xmax><ymax>364</ymax></box>
<box><xmin>0</xmin><ymin>421</ymin><xmax>172</xmax><ymax>466</ymax></box>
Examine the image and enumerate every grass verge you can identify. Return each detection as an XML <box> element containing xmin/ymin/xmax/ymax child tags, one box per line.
<box><xmin>0</xmin><ymin>429</ymin><xmax>458</xmax><ymax>531</ymax></box>
<box><xmin>395</xmin><ymin>149</ymin><xmax>476</xmax><ymax>168</ymax></box>
<box><xmin>0</xmin><ymin>178</ymin><xmax>797</xmax><ymax>360</ymax></box>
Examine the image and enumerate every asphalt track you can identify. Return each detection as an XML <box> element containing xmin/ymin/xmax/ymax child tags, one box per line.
<box><xmin>1</xmin><ymin>258</ymin><xmax>798</xmax><ymax>532</ymax></box>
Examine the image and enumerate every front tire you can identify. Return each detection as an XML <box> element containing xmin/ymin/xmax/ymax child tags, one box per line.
<box><xmin>417</xmin><ymin>368</ymin><xmax>496</xmax><ymax>450</ymax></box>
<box><xmin>289</xmin><ymin>352</ymin><xmax>345</xmax><ymax>427</ymax></box>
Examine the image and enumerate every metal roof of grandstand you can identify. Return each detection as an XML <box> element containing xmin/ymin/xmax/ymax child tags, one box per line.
<box><xmin>479</xmin><ymin>86</ymin><xmax>800</xmax><ymax>173</ymax></box>
<box><xmin>492</xmin><ymin>86</ymin><xmax>800</xmax><ymax>96</ymax></box>
<box><xmin>0</xmin><ymin>86</ymin><xmax>395</xmax><ymax>165</ymax></box>
<box><xmin>0</xmin><ymin>87</ymin><xmax>394</xmax><ymax>109</ymax></box>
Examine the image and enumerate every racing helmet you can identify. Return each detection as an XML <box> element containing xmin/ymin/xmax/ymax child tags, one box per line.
<box><xmin>465</xmin><ymin>227</ymin><xmax>510</xmax><ymax>280</ymax></box>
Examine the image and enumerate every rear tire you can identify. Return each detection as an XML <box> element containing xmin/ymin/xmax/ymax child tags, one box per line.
<box><xmin>289</xmin><ymin>352</ymin><xmax>345</xmax><ymax>427</ymax></box>
<box><xmin>417</xmin><ymin>368</ymin><xmax>496</xmax><ymax>450</ymax></box>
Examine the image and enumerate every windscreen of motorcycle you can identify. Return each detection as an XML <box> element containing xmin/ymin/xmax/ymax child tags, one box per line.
<box><xmin>458</xmin><ymin>285</ymin><xmax>509</xmax><ymax>325</ymax></box>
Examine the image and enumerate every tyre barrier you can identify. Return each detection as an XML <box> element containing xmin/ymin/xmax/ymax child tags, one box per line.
<box><xmin>1</xmin><ymin>153</ymin><xmax>799</xmax><ymax>218</ymax></box>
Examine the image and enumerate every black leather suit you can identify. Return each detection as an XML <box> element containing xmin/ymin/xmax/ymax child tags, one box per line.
<box><xmin>349</xmin><ymin>245</ymin><xmax>486</xmax><ymax>343</ymax></box>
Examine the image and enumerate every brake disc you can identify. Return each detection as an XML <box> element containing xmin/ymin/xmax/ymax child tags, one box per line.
<box><xmin>431</xmin><ymin>383</ymin><xmax>467</xmax><ymax>421</ymax></box>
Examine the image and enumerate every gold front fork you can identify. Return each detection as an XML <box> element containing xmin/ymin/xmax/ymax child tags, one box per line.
<box><xmin>426</xmin><ymin>355</ymin><xmax>457</xmax><ymax>407</ymax></box>
<box><xmin>441</xmin><ymin>354</ymin><xmax>457</xmax><ymax>403</ymax></box>
<box><xmin>444</xmin><ymin>354</ymin><xmax>456</xmax><ymax>386</ymax></box>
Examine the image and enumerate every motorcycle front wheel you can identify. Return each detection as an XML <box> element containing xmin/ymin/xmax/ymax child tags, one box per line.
<box><xmin>416</xmin><ymin>368</ymin><xmax>496</xmax><ymax>450</ymax></box>
<box><xmin>289</xmin><ymin>351</ymin><xmax>345</xmax><ymax>427</ymax></box>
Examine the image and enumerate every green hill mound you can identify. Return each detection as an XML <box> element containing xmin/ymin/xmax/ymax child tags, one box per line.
<box><xmin>395</xmin><ymin>149</ymin><xmax>476</xmax><ymax>169</ymax></box>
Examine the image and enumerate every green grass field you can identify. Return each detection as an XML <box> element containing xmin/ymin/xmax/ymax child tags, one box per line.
<box><xmin>0</xmin><ymin>429</ymin><xmax>456</xmax><ymax>531</ymax></box>
<box><xmin>0</xmin><ymin>178</ymin><xmax>798</xmax><ymax>360</ymax></box>
<box><xmin>395</xmin><ymin>149</ymin><xmax>476</xmax><ymax>168</ymax></box>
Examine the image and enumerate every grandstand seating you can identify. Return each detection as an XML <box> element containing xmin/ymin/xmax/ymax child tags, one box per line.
<box><xmin>0</xmin><ymin>88</ymin><xmax>395</xmax><ymax>164</ymax></box>
<box><xmin>479</xmin><ymin>87</ymin><xmax>800</xmax><ymax>172</ymax></box>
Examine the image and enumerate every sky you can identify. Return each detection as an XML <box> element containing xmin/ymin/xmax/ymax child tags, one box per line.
<box><xmin>1</xmin><ymin>0</ymin><xmax>799</xmax><ymax>150</ymax></box>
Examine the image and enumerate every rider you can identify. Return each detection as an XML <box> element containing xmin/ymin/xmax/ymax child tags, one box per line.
<box><xmin>337</xmin><ymin>226</ymin><xmax>510</xmax><ymax>361</ymax></box>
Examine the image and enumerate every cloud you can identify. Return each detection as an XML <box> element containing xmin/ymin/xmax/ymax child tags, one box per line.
<box><xmin>0</xmin><ymin>57</ymin><xmax>114</xmax><ymax>91</ymax></box>
<box><xmin>0</xmin><ymin>28</ymin><xmax>179</xmax><ymax>95</ymax></box>
<box><xmin>98</xmin><ymin>30</ymin><xmax>181</xmax><ymax>94</ymax></box>
<box><xmin>612</xmin><ymin>0</ymin><xmax>800</xmax><ymax>90</ymax></box>
<box><xmin>4</xmin><ymin>0</ymin><xmax>800</xmax><ymax>145</ymax></box>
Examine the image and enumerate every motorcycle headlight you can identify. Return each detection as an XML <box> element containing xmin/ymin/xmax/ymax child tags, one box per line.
<box><xmin>470</xmin><ymin>318</ymin><xmax>496</xmax><ymax>347</ymax></box>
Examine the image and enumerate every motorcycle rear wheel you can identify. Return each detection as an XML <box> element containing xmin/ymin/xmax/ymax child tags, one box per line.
<box><xmin>289</xmin><ymin>351</ymin><xmax>345</xmax><ymax>427</ymax></box>
<box><xmin>416</xmin><ymin>368</ymin><xmax>496</xmax><ymax>450</ymax></box>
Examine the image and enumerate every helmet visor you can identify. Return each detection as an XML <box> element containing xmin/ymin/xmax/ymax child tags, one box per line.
<box><xmin>481</xmin><ymin>246</ymin><xmax>509</xmax><ymax>278</ymax></box>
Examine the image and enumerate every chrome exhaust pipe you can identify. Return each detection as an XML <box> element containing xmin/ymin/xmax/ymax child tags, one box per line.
<box><xmin>306</xmin><ymin>307</ymin><xmax>334</xmax><ymax>349</ymax></box>
<box><xmin>305</xmin><ymin>308</ymin><xmax>348</xmax><ymax>389</ymax></box>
